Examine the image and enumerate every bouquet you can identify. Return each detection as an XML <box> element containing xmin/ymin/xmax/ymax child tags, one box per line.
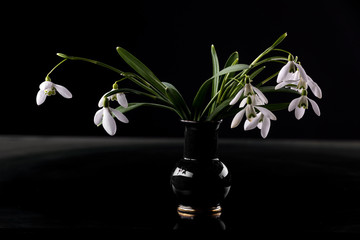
<box><xmin>36</xmin><ymin>33</ymin><xmax>322</xmax><ymax>138</ymax></box>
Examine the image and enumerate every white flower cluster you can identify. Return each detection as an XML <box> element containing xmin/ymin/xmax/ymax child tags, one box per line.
<box><xmin>230</xmin><ymin>77</ymin><xmax>277</xmax><ymax>138</ymax></box>
<box><xmin>275</xmin><ymin>60</ymin><xmax>322</xmax><ymax>119</ymax></box>
<box><xmin>229</xmin><ymin>59</ymin><xmax>322</xmax><ymax>138</ymax></box>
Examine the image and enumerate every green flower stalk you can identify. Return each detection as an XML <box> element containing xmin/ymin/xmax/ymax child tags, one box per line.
<box><xmin>37</xmin><ymin>33</ymin><xmax>322</xmax><ymax>138</ymax></box>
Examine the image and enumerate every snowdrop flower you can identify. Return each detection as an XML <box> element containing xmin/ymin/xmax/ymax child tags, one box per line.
<box><xmin>244</xmin><ymin>108</ymin><xmax>277</xmax><ymax>138</ymax></box>
<box><xmin>231</xmin><ymin>95</ymin><xmax>277</xmax><ymax>139</ymax></box>
<box><xmin>98</xmin><ymin>83</ymin><xmax>128</xmax><ymax>108</ymax></box>
<box><xmin>36</xmin><ymin>80</ymin><xmax>72</xmax><ymax>105</ymax></box>
<box><xmin>276</xmin><ymin>60</ymin><xmax>297</xmax><ymax>83</ymax></box>
<box><xmin>276</xmin><ymin>60</ymin><xmax>322</xmax><ymax>99</ymax></box>
<box><xmin>230</xmin><ymin>77</ymin><xmax>268</xmax><ymax>106</ymax></box>
<box><xmin>288</xmin><ymin>90</ymin><xmax>320</xmax><ymax>120</ymax></box>
<box><xmin>94</xmin><ymin>98</ymin><xmax>129</xmax><ymax>136</ymax></box>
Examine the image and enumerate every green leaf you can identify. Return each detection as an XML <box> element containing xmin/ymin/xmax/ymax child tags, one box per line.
<box><xmin>116</xmin><ymin>47</ymin><xmax>166</xmax><ymax>95</ymax></box>
<box><xmin>215</xmin><ymin>64</ymin><xmax>249</xmax><ymax>78</ymax></box>
<box><xmin>206</xmin><ymin>98</ymin><xmax>233</xmax><ymax>121</ymax></box>
<box><xmin>263</xmin><ymin>33</ymin><xmax>288</xmax><ymax>55</ymax></box>
<box><xmin>221</xmin><ymin>52</ymin><xmax>239</xmax><ymax>81</ymax></box>
<box><xmin>252</xmin><ymin>56</ymin><xmax>288</xmax><ymax>67</ymax></box>
<box><xmin>192</xmin><ymin>78</ymin><xmax>213</xmax><ymax>121</ymax></box>
<box><xmin>256</xmin><ymin>71</ymin><xmax>279</xmax><ymax>87</ymax></box>
<box><xmin>116</xmin><ymin>102</ymin><xmax>177</xmax><ymax>114</ymax></box>
<box><xmin>249</xmin><ymin>33</ymin><xmax>288</xmax><ymax>66</ymax></box>
<box><xmin>211</xmin><ymin>45</ymin><xmax>220</xmax><ymax>98</ymax></box>
<box><xmin>163</xmin><ymin>82</ymin><xmax>191</xmax><ymax>119</ymax></box>
<box><xmin>249</xmin><ymin>66</ymin><xmax>266</xmax><ymax>79</ymax></box>
<box><xmin>104</xmin><ymin>88</ymin><xmax>158</xmax><ymax>100</ymax></box>
<box><xmin>216</xmin><ymin>53</ymin><xmax>239</xmax><ymax>105</ymax></box>
<box><xmin>224</xmin><ymin>52</ymin><xmax>239</xmax><ymax>69</ymax></box>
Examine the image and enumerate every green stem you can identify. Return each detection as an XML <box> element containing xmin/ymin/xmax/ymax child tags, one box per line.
<box><xmin>272</xmin><ymin>48</ymin><xmax>292</xmax><ymax>55</ymax></box>
<box><xmin>57</xmin><ymin>53</ymin><xmax>125</xmax><ymax>75</ymax></box>
<box><xmin>46</xmin><ymin>59</ymin><xmax>67</xmax><ymax>79</ymax></box>
<box><xmin>57</xmin><ymin>53</ymin><xmax>170</xmax><ymax>102</ymax></box>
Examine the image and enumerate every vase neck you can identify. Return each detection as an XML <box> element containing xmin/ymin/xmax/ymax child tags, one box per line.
<box><xmin>182</xmin><ymin>120</ymin><xmax>222</xmax><ymax>161</ymax></box>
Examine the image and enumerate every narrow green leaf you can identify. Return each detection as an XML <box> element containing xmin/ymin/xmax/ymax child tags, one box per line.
<box><xmin>116</xmin><ymin>102</ymin><xmax>177</xmax><ymax>114</ymax></box>
<box><xmin>116</xmin><ymin>47</ymin><xmax>166</xmax><ymax>95</ymax></box>
<box><xmin>216</xmin><ymin>64</ymin><xmax>249</xmax><ymax>78</ymax></box>
<box><xmin>217</xmin><ymin>54</ymin><xmax>239</xmax><ymax>104</ymax></box>
<box><xmin>252</xmin><ymin>56</ymin><xmax>288</xmax><ymax>67</ymax></box>
<box><xmin>211</xmin><ymin>45</ymin><xmax>220</xmax><ymax>98</ymax></box>
<box><xmin>224</xmin><ymin>52</ymin><xmax>239</xmax><ymax>69</ymax></box>
<box><xmin>249</xmin><ymin>66</ymin><xmax>266</xmax><ymax>79</ymax></box>
<box><xmin>105</xmin><ymin>88</ymin><xmax>158</xmax><ymax>100</ymax></box>
<box><xmin>192</xmin><ymin>78</ymin><xmax>213</xmax><ymax>121</ymax></box>
<box><xmin>250</xmin><ymin>32</ymin><xmax>288</xmax><ymax>66</ymax></box>
<box><xmin>163</xmin><ymin>82</ymin><xmax>191</xmax><ymax>119</ymax></box>
<box><xmin>256</xmin><ymin>71</ymin><xmax>279</xmax><ymax>87</ymax></box>
<box><xmin>206</xmin><ymin>98</ymin><xmax>233</xmax><ymax>121</ymax></box>
<box><xmin>221</xmin><ymin>51</ymin><xmax>239</xmax><ymax>82</ymax></box>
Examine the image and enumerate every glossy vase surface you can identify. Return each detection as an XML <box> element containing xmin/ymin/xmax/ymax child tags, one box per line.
<box><xmin>171</xmin><ymin>120</ymin><xmax>231</xmax><ymax>219</ymax></box>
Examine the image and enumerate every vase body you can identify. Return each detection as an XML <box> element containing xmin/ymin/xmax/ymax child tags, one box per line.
<box><xmin>171</xmin><ymin>120</ymin><xmax>231</xmax><ymax>219</ymax></box>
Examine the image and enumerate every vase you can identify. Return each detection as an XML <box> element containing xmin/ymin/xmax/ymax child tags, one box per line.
<box><xmin>171</xmin><ymin>120</ymin><xmax>231</xmax><ymax>219</ymax></box>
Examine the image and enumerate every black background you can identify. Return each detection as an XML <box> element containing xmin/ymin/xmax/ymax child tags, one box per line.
<box><xmin>3</xmin><ymin>0</ymin><xmax>360</xmax><ymax>139</ymax></box>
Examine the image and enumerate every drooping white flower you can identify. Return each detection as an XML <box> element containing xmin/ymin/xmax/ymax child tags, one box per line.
<box><xmin>276</xmin><ymin>60</ymin><xmax>297</xmax><ymax>83</ymax></box>
<box><xmin>230</xmin><ymin>81</ymin><xmax>268</xmax><ymax>106</ymax></box>
<box><xmin>36</xmin><ymin>80</ymin><xmax>72</xmax><ymax>105</ymax></box>
<box><xmin>276</xmin><ymin>61</ymin><xmax>322</xmax><ymax>99</ymax></box>
<box><xmin>230</xmin><ymin>95</ymin><xmax>276</xmax><ymax>139</ymax></box>
<box><xmin>244</xmin><ymin>108</ymin><xmax>277</xmax><ymax>138</ymax></box>
<box><xmin>98</xmin><ymin>90</ymin><xmax>128</xmax><ymax>108</ymax></box>
<box><xmin>288</xmin><ymin>90</ymin><xmax>320</xmax><ymax>120</ymax></box>
<box><xmin>94</xmin><ymin>103</ymin><xmax>129</xmax><ymax>136</ymax></box>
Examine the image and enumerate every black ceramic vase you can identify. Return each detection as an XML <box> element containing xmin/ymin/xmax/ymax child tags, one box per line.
<box><xmin>171</xmin><ymin>120</ymin><xmax>231</xmax><ymax>219</ymax></box>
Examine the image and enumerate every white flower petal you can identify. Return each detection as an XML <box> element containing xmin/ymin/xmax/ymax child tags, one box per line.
<box><xmin>244</xmin><ymin>115</ymin><xmax>260</xmax><ymax>131</ymax></box>
<box><xmin>102</xmin><ymin>108</ymin><xmax>117</xmax><ymax>136</ymax></box>
<box><xmin>276</xmin><ymin>61</ymin><xmax>292</xmax><ymax>83</ymax></box>
<box><xmin>110</xmin><ymin>107</ymin><xmax>129</xmax><ymax>123</ymax></box>
<box><xmin>239</xmin><ymin>97</ymin><xmax>247</xmax><ymax>108</ymax></box>
<box><xmin>230</xmin><ymin>88</ymin><xmax>244</xmax><ymax>106</ymax></box>
<box><xmin>307</xmin><ymin>77</ymin><xmax>322</xmax><ymax>99</ymax></box>
<box><xmin>54</xmin><ymin>84</ymin><xmax>72</xmax><ymax>99</ymax></box>
<box><xmin>36</xmin><ymin>90</ymin><xmax>47</xmax><ymax>105</ymax></box>
<box><xmin>255</xmin><ymin>106</ymin><xmax>277</xmax><ymax>120</ymax></box>
<box><xmin>261</xmin><ymin>117</ymin><xmax>271</xmax><ymax>138</ymax></box>
<box><xmin>308</xmin><ymin>98</ymin><xmax>321</xmax><ymax>116</ymax></box>
<box><xmin>295</xmin><ymin>63</ymin><xmax>310</xmax><ymax>82</ymax></box>
<box><xmin>289</xmin><ymin>71</ymin><xmax>300</xmax><ymax>81</ymax></box>
<box><xmin>275</xmin><ymin>80</ymin><xmax>299</xmax><ymax>90</ymax></box>
<box><xmin>117</xmin><ymin>93</ymin><xmax>128</xmax><ymax>108</ymax></box>
<box><xmin>231</xmin><ymin>109</ymin><xmax>245</xmax><ymax>128</ymax></box>
<box><xmin>253</xmin><ymin>86</ymin><xmax>268</xmax><ymax>104</ymax></box>
<box><xmin>288</xmin><ymin>97</ymin><xmax>301</xmax><ymax>112</ymax></box>
<box><xmin>39</xmin><ymin>81</ymin><xmax>53</xmax><ymax>90</ymax></box>
<box><xmin>295</xmin><ymin>106</ymin><xmax>306</xmax><ymax>120</ymax></box>
<box><xmin>98</xmin><ymin>94</ymin><xmax>107</xmax><ymax>107</ymax></box>
<box><xmin>94</xmin><ymin>108</ymin><xmax>104</xmax><ymax>126</ymax></box>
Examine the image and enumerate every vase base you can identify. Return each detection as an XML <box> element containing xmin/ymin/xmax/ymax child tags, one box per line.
<box><xmin>177</xmin><ymin>205</ymin><xmax>222</xmax><ymax>219</ymax></box>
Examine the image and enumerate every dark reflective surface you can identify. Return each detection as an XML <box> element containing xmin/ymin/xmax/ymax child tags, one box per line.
<box><xmin>0</xmin><ymin>136</ymin><xmax>360</xmax><ymax>235</ymax></box>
